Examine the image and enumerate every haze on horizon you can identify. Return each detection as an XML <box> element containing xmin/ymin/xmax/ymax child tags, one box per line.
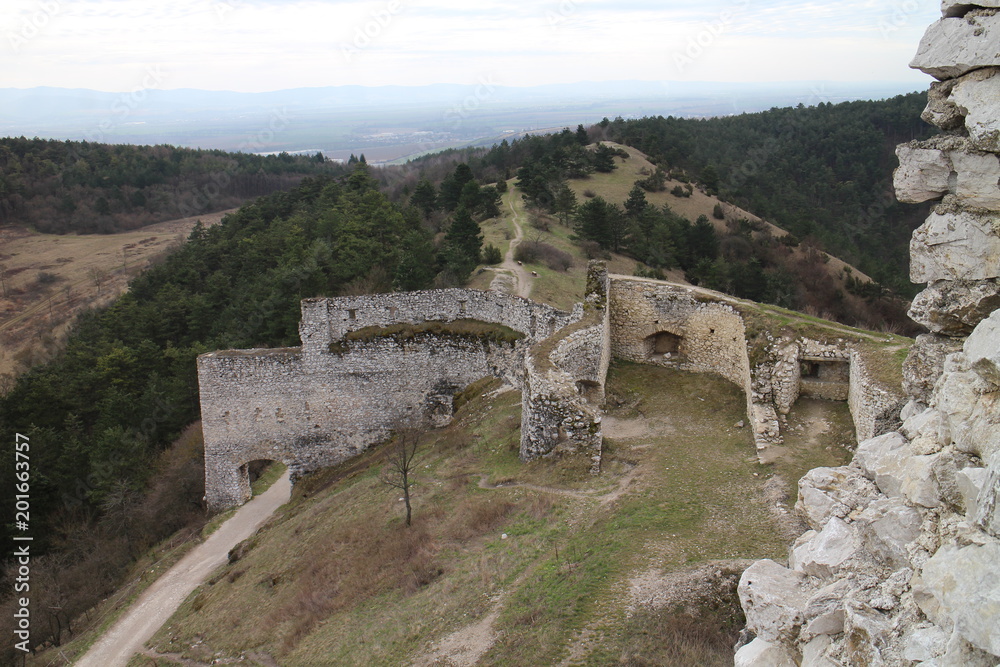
<box><xmin>3</xmin><ymin>0</ymin><xmax>940</xmax><ymax>95</ymax></box>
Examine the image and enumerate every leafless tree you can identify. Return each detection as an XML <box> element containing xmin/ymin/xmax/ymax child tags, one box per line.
<box><xmin>379</xmin><ymin>427</ymin><xmax>422</xmax><ymax>527</ymax></box>
<box><xmin>87</xmin><ymin>266</ymin><xmax>110</xmax><ymax>294</ymax></box>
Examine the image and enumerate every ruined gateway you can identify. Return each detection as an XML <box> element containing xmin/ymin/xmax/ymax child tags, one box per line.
<box><xmin>198</xmin><ymin>263</ymin><xmax>903</xmax><ymax>511</ymax></box>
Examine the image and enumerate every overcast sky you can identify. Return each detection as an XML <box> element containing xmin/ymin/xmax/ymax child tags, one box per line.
<box><xmin>2</xmin><ymin>0</ymin><xmax>941</xmax><ymax>93</ymax></box>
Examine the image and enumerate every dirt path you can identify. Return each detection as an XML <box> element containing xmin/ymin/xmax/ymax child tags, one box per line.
<box><xmin>487</xmin><ymin>191</ymin><xmax>534</xmax><ymax>299</ymax></box>
<box><xmin>74</xmin><ymin>472</ymin><xmax>291</xmax><ymax>667</ymax></box>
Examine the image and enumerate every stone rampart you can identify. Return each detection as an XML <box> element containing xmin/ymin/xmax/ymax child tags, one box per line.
<box><xmin>736</xmin><ymin>6</ymin><xmax>1000</xmax><ymax>664</ymax></box>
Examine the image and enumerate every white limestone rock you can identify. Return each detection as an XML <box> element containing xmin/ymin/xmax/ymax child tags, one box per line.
<box><xmin>734</xmin><ymin>637</ymin><xmax>798</xmax><ymax>667</ymax></box>
<box><xmin>856</xmin><ymin>497</ymin><xmax>924</xmax><ymax>568</ymax></box>
<box><xmin>974</xmin><ymin>455</ymin><xmax>1000</xmax><ymax>537</ymax></box>
<box><xmin>942</xmin><ymin>1</ymin><xmax>1000</xmax><ymax>17</ymax></box>
<box><xmin>796</xmin><ymin>466</ymin><xmax>879</xmax><ymax>531</ymax></box>
<box><xmin>894</xmin><ymin>139</ymin><xmax>1000</xmax><ymax>209</ymax></box>
<box><xmin>843</xmin><ymin>602</ymin><xmax>894</xmax><ymax>665</ymax></box>
<box><xmin>855</xmin><ymin>431</ymin><xmax>911</xmax><ymax>498</ymax></box>
<box><xmin>894</xmin><ymin>143</ymin><xmax>953</xmax><ymax>203</ymax></box>
<box><xmin>921</xmin><ymin>540</ymin><xmax>1000</xmax><ymax>656</ymax></box>
<box><xmin>790</xmin><ymin>517</ymin><xmax>862</xmax><ymax>577</ymax></box>
<box><xmin>802</xmin><ymin>579</ymin><xmax>851</xmax><ymax>638</ymax></box>
<box><xmin>910</xmin><ymin>207</ymin><xmax>1000</xmax><ymax>284</ymax></box>
<box><xmin>910</xmin><ymin>12</ymin><xmax>1000</xmax><ymax>80</ymax></box>
<box><xmin>964</xmin><ymin>309</ymin><xmax>1000</xmax><ymax>386</ymax></box>
<box><xmin>738</xmin><ymin>559</ymin><xmax>811</xmax><ymax>643</ymax></box>
<box><xmin>801</xmin><ymin>634</ymin><xmax>839</xmax><ymax>667</ymax></box>
<box><xmin>957</xmin><ymin>465</ymin><xmax>990</xmax><ymax>518</ymax></box>
<box><xmin>909</xmin><ymin>281</ymin><xmax>1000</xmax><ymax>337</ymax></box>
<box><xmin>901</xmin><ymin>453</ymin><xmax>944</xmax><ymax>508</ymax></box>
<box><xmin>952</xmin><ymin>67</ymin><xmax>1000</xmax><ymax>152</ymax></box>
<box><xmin>923</xmin><ymin>77</ymin><xmax>964</xmax><ymax>130</ymax></box>
<box><xmin>904</xmin><ymin>624</ymin><xmax>949</xmax><ymax>662</ymax></box>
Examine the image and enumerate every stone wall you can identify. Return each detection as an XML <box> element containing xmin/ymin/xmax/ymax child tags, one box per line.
<box><xmin>736</xmin><ymin>5</ymin><xmax>1000</xmax><ymax>664</ymax></box>
<box><xmin>608</xmin><ymin>277</ymin><xmax>902</xmax><ymax>460</ymax></box>
<box><xmin>199</xmin><ymin>332</ymin><xmax>529</xmax><ymax>509</ymax></box>
<box><xmin>201</xmin><ymin>282</ymin><xmax>608</xmax><ymax>511</ymax></box>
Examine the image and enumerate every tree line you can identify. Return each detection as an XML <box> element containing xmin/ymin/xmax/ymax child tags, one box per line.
<box><xmin>0</xmin><ymin>137</ymin><xmax>341</xmax><ymax>233</ymax></box>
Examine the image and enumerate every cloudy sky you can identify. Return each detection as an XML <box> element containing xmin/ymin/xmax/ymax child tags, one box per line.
<box><xmin>2</xmin><ymin>0</ymin><xmax>941</xmax><ymax>93</ymax></box>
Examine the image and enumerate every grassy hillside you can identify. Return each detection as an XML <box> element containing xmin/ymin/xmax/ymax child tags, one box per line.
<box><xmin>111</xmin><ymin>364</ymin><xmax>819</xmax><ymax>666</ymax></box>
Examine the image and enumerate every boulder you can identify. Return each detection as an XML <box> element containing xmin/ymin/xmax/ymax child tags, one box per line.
<box><xmin>910</xmin><ymin>12</ymin><xmax>1000</xmax><ymax>80</ymax></box>
<box><xmin>796</xmin><ymin>466</ymin><xmax>879</xmax><ymax>531</ymax></box>
<box><xmin>789</xmin><ymin>517</ymin><xmax>861</xmax><ymax>577</ymax></box>
<box><xmin>964</xmin><ymin>309</ymin><xmax>1000</xmax><ymax>386</ymax></box>
<box><xmin>904</xmin><ymin>335</ymin><xmax>963</xmax><ymax>404</ymax></box>
<box><xmin>734</xmin><ymin>638</ymin><xmax>798</xmax><ymax>667</ymax></box>
<box><xmin>910</xmin><ymin>207</ymin><xmax>1000</xmax><ymax>284</ymax></box>
<box><xmin>855</xmin><ymin>431</ymin><xmax>911</xmax><ymax>498</ymax></box>
<box><xmin>952</xmin><ymin>67</ymin><xmax>1000</xmax><ymax>152</ymax></box>
<box><xmin>901</xmin><ymin>407</ymin><xmax>949</xmax><ymax>442</ymax></box>
<box><xmin>856</xmin><ymin>497</ymin><xmax>924</xmax><ymax>568</ymax></box>
<box><xmin>935</xmin><ymin>366</ymin><xmax>1000</xmax><ymax>460</ymax></box>
<box><xmin>921</xmin><ymin>541</ymin><xmax>1000</xmax><ymax>656</ymax></box>
<box><xmin>908</xmin><ymin>281</ymin><xmax>1000</xmax><ymax>337</ymax></box>
<box><xmin>738</xmin><ymin>559</ymin><xmax>810</xmax><ymax>643</ymax></box>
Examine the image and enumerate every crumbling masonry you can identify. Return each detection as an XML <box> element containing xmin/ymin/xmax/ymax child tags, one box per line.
<box><xmin>734</xmin><ymin>5</ymin><xmax>1000</xmax><ymax>665</ymax></box>
<box><xmin>199</xmin><ymin>264</ymin><xmax>901</xmax><ymax>510</ymax></box>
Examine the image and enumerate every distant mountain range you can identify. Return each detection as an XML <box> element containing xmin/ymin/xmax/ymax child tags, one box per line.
<box><xmin>0</xmin><ymin>80</ymin><xmax>924</xmax><ymax>162</ymax></box>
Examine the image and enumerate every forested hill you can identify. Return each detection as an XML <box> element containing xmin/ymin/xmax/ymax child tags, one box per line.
<box><xmin>602</xmin><ymin>93</ymin><xmax>935</xmax><ymax>291</ymax></box>
<box><xmin>0</xmin><ymin>137</ymin><xmax>342</xmax><ymax>233</ymax></box>
<box><xmin>404</xmin><ymin>93</ymin><xmax>934</xmax><ymax>294</ymax></box>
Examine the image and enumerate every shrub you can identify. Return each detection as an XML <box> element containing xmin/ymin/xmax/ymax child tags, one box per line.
<box><xmin>713</xmin><ymin>203</ymin><xmax>725</xmax><ymax>220</ymax></box>
<box><xmin>583</xmin><ymin>189</ymin><xmax>596</xmax><ymax>198</ymax></box>
<box><xmin>670</xmin><ymin>185</ymin><xmax>691</xmax><ymax>198</ymax></box>
<box><xmin>483</xmin><ymin>244</ymin><xmax>503</xmax><ymax>264</ymax></box>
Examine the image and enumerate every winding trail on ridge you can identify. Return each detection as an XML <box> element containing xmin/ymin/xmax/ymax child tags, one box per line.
<box><xmin>75</xmin><ymin>472</ymin><xmax>292</xmax><ymax>667</ymax></box>
<box><xmin>487</xmin><ymin>190</ymin><xmax>534</xmax><ymax>299</ymax></box>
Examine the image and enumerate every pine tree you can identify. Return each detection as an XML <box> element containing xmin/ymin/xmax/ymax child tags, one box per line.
<box><xmin>441</xmin><ymin>206</ymin><xmax>482</xmax><ymax>279</ymax></box>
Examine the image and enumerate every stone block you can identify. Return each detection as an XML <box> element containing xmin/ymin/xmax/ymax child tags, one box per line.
<box><xmin>910</xmin><ymin>207</ymin><xmax>1000</xmax><ymax>284</ymax></box>
<box><xmin>952</xmin><ymin>66</ymin><xmax>1000</xmax><ymax>152</ymax></box>
<box><xmin>903</xmin><ymin>624</ymin><xmax>949</xmax><ymax>662</ymax></box>
<box><xmin>964</xmin><ymin>309</ymin><xmax>1000</xmax><ymax>386</ymax></box>
<box><xmin>894</xmin><ymin>138</ymin><xmax>1000</xmax><ymax>209</ymax></box>
<box><xmin>921</xmin><ymin>541</ymin><xmax>1000</xmax><ymax>656</ymax></box>
<box><xmin>734</xmin><ymin>638</ymin><xmax>798</xmax><ymax>667</ymax></box>
<box><xmin>855</xmin><ymin>431</ymin><xmax>911</xmax><ymax>498</ymax></box>
<box><xmin>910</xmin><ymin>12</ymin><xmax>1000</xmax><ymax>80</ymax></box>
<box><xmin>909</xmin><ymin>281</ymin><xmax>1000</xmax><ymax>337</ymax></box>
<box><xmin>857</xmin><ymin>497</ymin><xmax>924</xmax><ymax>568</ymax></box>
<box><xmin>796</xmin><ymin>466</ymin><xmax>879</xmax><ymax>531</ymax></box>
<box><xmin>957</xmin><ymin>465</ymin><xmax>990</xmax><ymax>518</ymax></box>
<box><xmin>789</xmin><ymin>517</ymin><xmax>861</xmax><ymax>577</ymax></box>
<box><xmin>738</xmin><ymin>559</ymin><xmax>810</xmax><ymax>643</ymax></box>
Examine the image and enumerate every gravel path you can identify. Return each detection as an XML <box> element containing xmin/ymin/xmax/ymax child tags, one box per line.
<box><xmin>75</xmin><ymin>472</ymin><xmax>291</xmax><ymax>667</ymax></box>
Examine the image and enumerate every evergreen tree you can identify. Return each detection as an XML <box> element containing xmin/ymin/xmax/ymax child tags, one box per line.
<box><xmin>410</xmin><ymin>179</ymin><xmax>438</xmax><ymax>220</ymax></box>
<box><xmin>441</xmin><ymin>206</ymin><xmax>482</xmax><ymax>279</ymax></box>
<box><xmin>576</xmin><ymin>124</ymin><xmax>590</xmax><ymax>146</ymax></box>
<box><xmin>625</xmin><ymin>184</ymin><xmax>648</xmax><ymax>218</ymax></box>
<box><xmin>593</xmin><ymin>143</ymin><xmax>618</xmax><ymax>173</ymax></box>
<box><xmin>552</xmin><ymin>182</ymin><xmax>578</xmax><ymax>225</ymax></box>
<box><xmin>575</xmin><ymin>196</ymin><xmax>625</xmax><ymax>251</ymax></box>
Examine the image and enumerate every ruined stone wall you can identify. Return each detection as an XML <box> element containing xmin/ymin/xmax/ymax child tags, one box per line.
<box><xmin>199</xmin><ymin>334</ymin><xmax>527</xmax><ymax>509</ymax></box>
<box><xmin>608</xmin><ymin>278</ymin><xmax>751</xmax><ymax>389</ymax></box>
<box><xmin>300</xmin><ymin>288</ymin><xmax>578</xmax><ymax>362</ymax></box>
<box><xmin>201</xmin><ymin>285</ymin><xmax>604</xmax><ymax>511</ymax></box>
<box><xmin>736</xmin><ymin>6</ymin><xmax>1000</xmax><ymax>664</ymax></box>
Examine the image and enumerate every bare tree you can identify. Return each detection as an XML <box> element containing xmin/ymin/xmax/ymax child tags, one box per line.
<box><xmin>379</xmin><ymin>427</ymin><xmax>422</xmax><ymax>527</ymax></box>
<box><xmin>87</xmin><ymin>266</ymin><xmax>110</xmax><ymax>294</ymax></box>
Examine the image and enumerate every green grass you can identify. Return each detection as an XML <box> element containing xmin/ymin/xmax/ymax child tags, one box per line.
<box><xmin>141</xmin><ymin>363</ymin><xmax>790</xmax><ymax>666</ymax></box>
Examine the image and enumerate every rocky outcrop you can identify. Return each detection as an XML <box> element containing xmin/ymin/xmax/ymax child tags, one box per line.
<box><xmin>737</xmin><ymin>4</ymin><xmax>1000</xmax><ymax>664</ymax></box>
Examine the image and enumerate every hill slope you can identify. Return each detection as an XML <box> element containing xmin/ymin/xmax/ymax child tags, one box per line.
<box><xmin>83</xmin><ymin>365</ymin><xmax>854</xmax><ymax>666</ymax></box>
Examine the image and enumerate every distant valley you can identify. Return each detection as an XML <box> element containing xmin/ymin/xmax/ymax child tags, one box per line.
<box><xmin>0</xmin><ymin>80</ymin><xmax>924</xmax><ymax>164</ymax></box>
